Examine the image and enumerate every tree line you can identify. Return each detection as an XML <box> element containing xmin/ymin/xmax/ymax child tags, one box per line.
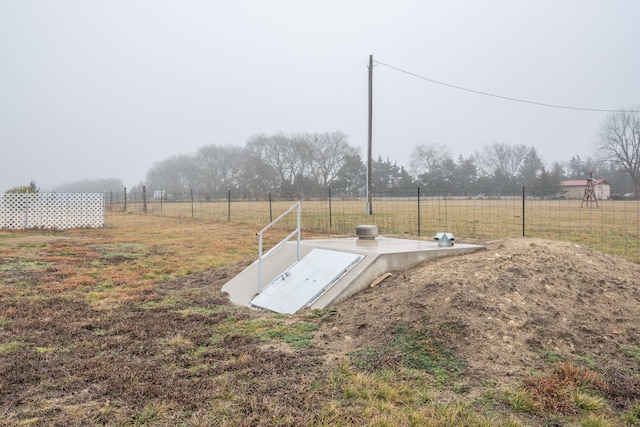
<box><xmin>133</xmin><ymin>109</ymin><xmax>640</xmax><ymax>199</ymax></box>
<box><xmin>6</xmin><ymin>110</ymin><xmax>638</xmax><ymax>198</ymax></box>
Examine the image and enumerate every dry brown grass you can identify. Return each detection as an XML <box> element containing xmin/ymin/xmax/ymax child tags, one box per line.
<box><xmin>0</xmin><ymin>219</ymin><xmax>333</xmax><ymax>425</ymax></box>
<box><xmin>110</xmin><ymin>198</ymin><xmax>640</xmax><ymax>261</ymax></box>
<box><xmin>1</xmin><ymin>217</ymin><xmax>640</xmax><ymax>425</ymax></box>
<box><xmin>522</xmin><ymin>363</ymin><xmax>609</xmax><ymax>415</ymax></box>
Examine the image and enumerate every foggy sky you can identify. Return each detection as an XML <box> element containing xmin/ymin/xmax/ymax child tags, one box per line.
<box><xmin>1</xmin><ymin>1</ymin><xmax>639</xmax><ymax>191</ymax></box>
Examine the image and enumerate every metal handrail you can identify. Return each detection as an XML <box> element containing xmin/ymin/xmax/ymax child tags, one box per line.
<box><xmin>256</xmin><ymin>202</ymin><xmax>301</xmax><ymax>293</ymax></box>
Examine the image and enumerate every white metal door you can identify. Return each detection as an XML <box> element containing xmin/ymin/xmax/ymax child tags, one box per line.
<box><xmin>250</xmin><ymin>248</ymin><xmax>363</xmax><ymax>314</ymax></box>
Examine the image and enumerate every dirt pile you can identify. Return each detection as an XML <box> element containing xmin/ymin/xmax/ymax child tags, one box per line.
<box><xmin>312</xmin><ymin>238</ymin><xmax>640</xmax><ymax>398</ymax></box>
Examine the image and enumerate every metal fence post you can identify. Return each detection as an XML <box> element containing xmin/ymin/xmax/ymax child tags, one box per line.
<box><xmin>328</xmin><ymin>187</ymin><xmax>332</xmax><ymax>228</ymax></box>
<box><xmin>227</xmin><ymin>187</ymin><xmax>231</xmax><ymax>222</ymax></box>
<box><xmin>142</xmin><ymin>186</ymin><xmax>147</xmax><ymax>214</ymax></box>
<box><xmin>191</xmin><ymin>189</ymin><xmax>194</xmax><ymax>218</ymax></box>
<box><xmin>522</xmin><ymin>186</ymin><xmax>526</xmax><ymax>237</ymax></box>
<box><xmin>417</xmin><ymin>187</ymin><xmax>421</xmax><ymax>237</ymax></box>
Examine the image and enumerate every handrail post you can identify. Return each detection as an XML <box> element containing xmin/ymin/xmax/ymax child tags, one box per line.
<box><xmin>296</xmin><ymin>201</ymin><xmax>301</xmax><ymax>261</ymax></box>
<box><xmin>256</xmin><ymin>201</ymin><xmax>301</xmax><ymax>294</ymax></box>
<box><xmin>258</xmin><ymin>231</ymin><xmax>264</xmax><ymax>292</ymax></box>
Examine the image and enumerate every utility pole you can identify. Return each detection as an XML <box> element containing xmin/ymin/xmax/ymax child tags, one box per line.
<box><xmin>367</xmin><ymin>54</ymin><xmax>373</xmax><ymax>215</ymax></box>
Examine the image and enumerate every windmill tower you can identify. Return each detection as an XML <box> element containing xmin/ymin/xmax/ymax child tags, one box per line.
<box><xmin>581</xmin><ymin>171</ymin><xmax>598</xmax><ymax>207</ymax></box>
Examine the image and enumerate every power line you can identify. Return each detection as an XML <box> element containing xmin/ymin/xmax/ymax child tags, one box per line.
<box><xmin>375</xmin><ymin>60</ymin><xmax>639</xmax><ymax>113</ymax></box>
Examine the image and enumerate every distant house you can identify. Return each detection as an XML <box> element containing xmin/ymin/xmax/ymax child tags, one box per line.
<box><xmin>561</xmin><ymin>179</ymin><xmax>611</xmax><ymax>200</ymax></box>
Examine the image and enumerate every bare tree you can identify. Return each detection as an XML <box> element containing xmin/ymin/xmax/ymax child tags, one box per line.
<box><xmin>145</xmin><ymin>154</ymin><xmax>197</xmax><ymax>196</ymax></box>
<box><xmin>195</xmin><ymin>145</ymin><xmax>223</xmax><ymax>194</ymax></box>
<box><xmin>409</xmin><ymin>143</ymin><xmax>452</xmax><ymax>177</ymax></box>
<box><xmin>308</xmin><ymin>131</ymin><xmax>355</xmax><ymax>188</ymax></box>
<box><xmin>597</xmin><ymin>109</ymin><xmax>640</xmax><ymax>198</ymax></box>
<box><xmin>409</xmin><ymin>143</ymin><xmax>457</xmax><ymax>191</ymax></box>
<box><xmin>196</xmin><ymin>144</ymin><xmax>243</xmax><ymax>194</ymax></box>
<box><xmin>567</xmin><ymin>155</ymin><xmax>599</xmax><ymax>179</ymax></box>
<box><xmin>245</xmin><ymin>133</ymin><xmax>311</xmax><ymax>197</ymax></box>
<box><xmin>475</xmin><ymin>142</ymin><xmax>530</xmax><ymax>194</ymax></box>
<box><xmin>243</xmin><ymin>135</ymin><xmax>278</xmax><ymax>193</ymax></box>
<box><xmin>286</xmin><ymin>133</ymin><xmax>313</xmax><ymax>196</ymax></box>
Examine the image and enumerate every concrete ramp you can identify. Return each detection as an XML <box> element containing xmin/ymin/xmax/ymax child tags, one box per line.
<box><xmin>221</xmin><ymin>236</ymin><xmax>484</xmax><ymax>313</ymax></box>
<box><xmin>250</xmin><ymin>249</ymin><xmax>363</xmax><ymax>314</ymax></box>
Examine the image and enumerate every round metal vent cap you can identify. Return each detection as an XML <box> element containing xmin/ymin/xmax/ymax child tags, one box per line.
<box><xmin>356</xmin><ymin>224</ymin><xmax>378</xmax><ymax>240</ymax></box>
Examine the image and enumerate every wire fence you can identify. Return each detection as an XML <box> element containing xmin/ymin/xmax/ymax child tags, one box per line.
<box><xmin>103</xmin><ymin>187</ymin><xmax>640</xmax><ymax>262</ymax></box>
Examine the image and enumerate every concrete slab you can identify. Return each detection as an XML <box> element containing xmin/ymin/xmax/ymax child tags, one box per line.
<box><xmin>221</xmin><ymin>237</ymin><xmax>485</xmax><ymax>313</ymax></box>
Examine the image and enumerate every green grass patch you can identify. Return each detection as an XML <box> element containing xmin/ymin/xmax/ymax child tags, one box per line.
<box><xmin>575</xmin><ymin>354</ymin><xmax>598</xmax><ymax>370</ymax></box>
<box><xmin>16</xmin><ymin>242</ymin><xmax>47</xmax><ymax>249</ymax></box>
<box><xmin>176</xmin><ymin>306</ymin><xmax>223</xmax><ymax>316</ymax></box>
<box><xmin>101</xmin><ymin>251</ymin><xmax>139</xmax><ymax>259</ymax></box>
<box><xmin>347</xmin><ymin>321</ymin><xmax>468</xmax><ymax>385</ymax></box>
<box><xmin>621</xmin><ymin>404</ymin><xmax>640</xmax><ymax>426</ymax></box>
<box><xmin>348</xmin><ymin>346</ymin><xmax>388</xmax><ymax>371</ymax></box>
<box><xmin>573</xmin><ymin>391</ymin><xmax>606</xmax><ymax>412</ymax></box>
<box><xmin>0</xmin><ymin>233</ymin><xmax>21</xmax><ymax>239</ymax></box>
<box><xmin>142</xmin><ymin>271</ymin><xmax>173</xmax><ymax>280</ymax></box>
<box><xmin>537</xmin><ymin>349</ymin><xmax>567</xmax><ymax>364</ymax></box>
<box><xmin>0</xmin><ymin>258</ymin><xmax>53</xmax><ymax>271</ymax></box>
<box><xmin>92</xmin><ymin>242</ymin><xmax>145</xmax><ymax>250</ymax></box>
<box><xmin>505</xmin><ymin>390</ymin><xmax>541</xmax><ymax>414</ymax></box>
<box><xmin>304</xmin><ymin>307</ymin><xmax>338</xmax><ymax>320</ymax></box>
<box><xmin>211</xmin><ymin>316</ymin><xmax>318</xmax><ymax>349</ymax></box>
<box><xmin>391</xmin><ymin>323</ymin><xmax>467</xmax><ymax>385</ymax></box>
<box><xmin>322</xmin><ymin>363</ymin><xmax>519</xmax><ymax>427</ymax></box>
<box><xmin>91</xmin><ymin>242</ymin><xmax>147</xmax><ymax>260</ymax></box>
<box><xmin>142</xmin><ymin>293</ymin><xmax>188</xmax><ymax>309</ymax></box>
<box><xmin>578</xmin><ymin>413</ymin><xmax>615</xmax><ymax>427</ymax></box>
<box><xmin>142</xmin><ymin>290</ymin><xmax>228</xmax><ymax>313</ymax></box>
<box><xmin>0</xmin><ymin>341</ymin><xmax>25</xmax><ymax>354</ymax></box>
<box><xmin>621</xmin><ymin>345</ymin><xmax>640</xmax><ymax>360</ymax></box>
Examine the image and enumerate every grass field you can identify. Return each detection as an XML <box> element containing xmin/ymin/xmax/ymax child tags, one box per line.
<box><xmin>109</xmin><ymin>198</ymin><xmax>640</xmax><ymax>262</ymax></box>
<box><xmin>2</xmin><ymin>215</ymin><xmax>640</xmax><ymax>425</ymax></box>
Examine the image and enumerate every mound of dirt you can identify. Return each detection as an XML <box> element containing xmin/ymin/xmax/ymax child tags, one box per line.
<box><xmin>310</xmin><ymin>238</ymin><xmax>640</xmax><ymax>398</ymax></box>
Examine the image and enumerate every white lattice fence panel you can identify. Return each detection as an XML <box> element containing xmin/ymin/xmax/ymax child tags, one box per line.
<box><xmin>0</xmin><ymin>193</ymin><xmax>26</xmax><ymax>229</ymax></box>
<box><xmin>0</xmin><ymin>193</ymin><xmax>104</xmax><ymax>230</ymax></box>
